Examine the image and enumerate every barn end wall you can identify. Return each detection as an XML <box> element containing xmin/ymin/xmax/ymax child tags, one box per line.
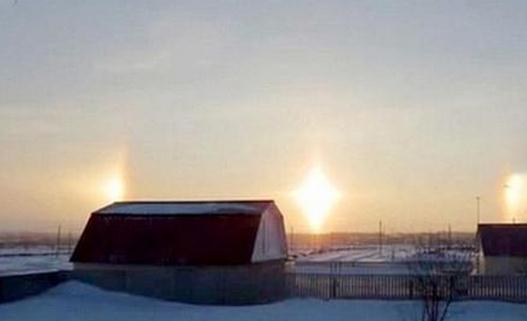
<box><xmin>251</xmin><ymin>206</ymin><xmax>287</xmax><ymax>262</ymax></box>
<box><xmin>72</xmin><ymin>261</ymin><xmax>286</xmax><ymax>305</ymax></box>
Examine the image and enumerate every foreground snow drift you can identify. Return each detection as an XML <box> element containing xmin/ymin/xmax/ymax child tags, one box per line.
<box><xmin>0</xmin><ymin>281</ymin><xmax>525</xmax><ymax>321</ymax></box>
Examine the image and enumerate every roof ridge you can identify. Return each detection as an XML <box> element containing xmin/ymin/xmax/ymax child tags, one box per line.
<box><xmin>108</xmin><ymin>199</ymin><xmax>275</xmax><ymax>205</ymax></box>
<box><xmin>92</xmin><ymin>200</ymin><xmax>278</xmax><ymax>216</ymax></box>
<box><xmin>478</xmin><ymin>223</ymin><xmax>527</xmax><ymax>227</ymax></box>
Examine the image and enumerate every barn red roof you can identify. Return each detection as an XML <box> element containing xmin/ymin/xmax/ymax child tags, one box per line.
<box><xmin>71</xmin><ymin>200</ymin><xmax>277</xmax><ymax>266</ymax></box>
<box><xmin>478</xmin><ymin>224</ymin><xmax>527</xmax><ymax>257</ymax></box>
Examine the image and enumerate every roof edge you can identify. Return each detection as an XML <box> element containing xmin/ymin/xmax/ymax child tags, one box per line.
<box><xmin>92</xmin><ymin>212</ymin><xmax>264</xmax><ymax>217</ymax></box>
<box><xmin>92</xmin><ymin>199</ymin><xmax>277</xmax><ymax>215</ymax></box>
<box><xmin>478</xmin><ymin>223</ymin><xmax>527</xmax><ymax>229</ymax></box>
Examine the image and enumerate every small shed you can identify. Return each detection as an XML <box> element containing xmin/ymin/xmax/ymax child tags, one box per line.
<box><xmin>71</xmin><ymin>200</ymin><xmax>288</xmax><ymax>304</ymax></box>
<box><xmin>477</xmin><ymin>223</ymin><xmax>527</xmax><ymax>275</ymax></box>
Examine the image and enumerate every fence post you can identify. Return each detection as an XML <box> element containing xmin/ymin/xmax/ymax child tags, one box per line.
<box><xmin>330</xmin><ymin>275</ymin><xmax>337</xmax><ymax>299</ymax></box>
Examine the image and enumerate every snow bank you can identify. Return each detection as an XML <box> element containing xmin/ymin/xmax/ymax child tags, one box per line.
<box><xmin>0</xmin><ymin>281</ymin><xmax>525</xmax><ymax>321</ymax></box>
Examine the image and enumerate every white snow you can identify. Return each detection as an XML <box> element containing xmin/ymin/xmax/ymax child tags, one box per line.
<box><xmin>0</xmin><ymin>282</ymin><xmax>525</xmax><ymax>321</ymax></box>
<box><xmin>0</xmin><ymin>245</ymin><xmax>72</xmax><ymax>276</ymax></box>
<box><xmin>0</xmin><ymin>254</ymin><xmax>71</xmax><ymax>276</ymax></box>
<box><xmin>97</xmin><ymin>202</ymin><xmax>266</xmax><ymax>215</ymax></box>
<box><xmin>296</xmin><ymin>245</ymin><xmax>416</xmax><ymax>263</ymax></box>
<box><xmin>292</xmin><ymin>245</ymin><xmax>475</xmax><ymax>275</ymax></box>
<box><xmin>0</xmin><ymin>246</ymin><xmax>56</xmax><ymax>256</ymax></box>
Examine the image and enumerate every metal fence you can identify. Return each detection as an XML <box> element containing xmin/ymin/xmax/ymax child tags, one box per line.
<box><xmin>286</xmin><ymin>273</ymin><xmax>527</xmax><ymax>302</ymax></box>
<box><xmin>3</xmin><ymin>270</ymin><xmax>527</xmax><ymax>304</ymax></box>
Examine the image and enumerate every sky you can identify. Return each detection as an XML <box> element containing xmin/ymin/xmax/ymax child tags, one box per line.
<box><xmin>1</xmin><ymin>0</ymin><xmax>527</xmax><ymax>234</ymax></box>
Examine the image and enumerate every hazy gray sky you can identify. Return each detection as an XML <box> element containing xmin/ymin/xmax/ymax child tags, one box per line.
<box><xmin>1</xmin><ymin>1</ymin><xmax>526</xmax><ymax>233</ymax></box>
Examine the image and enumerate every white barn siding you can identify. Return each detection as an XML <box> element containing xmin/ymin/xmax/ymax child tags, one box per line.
<box><xmin>251</xmin><ymin>206</ymin><xmax>287</xmax><ymax>262</ymax></box>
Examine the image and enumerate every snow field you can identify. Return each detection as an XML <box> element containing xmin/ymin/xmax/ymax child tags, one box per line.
<box><xmin>0</xmin><ymin>281</ymin><xmax>525</xmax><ymax>321</ymax></box>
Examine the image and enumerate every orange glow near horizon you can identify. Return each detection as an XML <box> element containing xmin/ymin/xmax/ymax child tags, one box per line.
<box><xmin>294</xmin><ymin>167</ymin><xmax>340</xmax><ymax>233</ymax></box>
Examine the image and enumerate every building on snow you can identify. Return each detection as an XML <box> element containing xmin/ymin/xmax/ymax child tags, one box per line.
<box><xmin>70</xmin><ymin>200</ymin><xmax>288</xmax><ymax>304</ymax></box>
<box><xmin>477</xmin><ymin>223</ymin><xmax>527</xmax><ymax>275</ymax></box>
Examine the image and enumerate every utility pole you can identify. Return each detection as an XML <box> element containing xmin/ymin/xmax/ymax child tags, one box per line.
<box><xmin>378</xmin><ymin>220</ymin><xmax>383</xmax><ymax>255</ymax></box>
<box><xmin>476</xmin><ymin>196</ymin><xmax>481</xmax><ymax>226</ymax></box>
<box><xmin>475</xmin><ymin>196</ymin><xmax>481</xmax><ymax>272</ymax></box>
<box><xmin>67</xmin><ymin>231</ymin><xmax>73</xmax><ymax>254</ymax></box>
<box><xmin>448</xmin><ymin>224</ymin><xmax>452</xmax><ymax>250</ymax></box>
<box><xmin>289</xmin><ymin>225</ymin><xmax>294</xmax><ymax>254</ymax></box>
<box><xmin>55</xmin><ymin>224</ymin><xmax>61</xmax><ymax>258</ymax></box>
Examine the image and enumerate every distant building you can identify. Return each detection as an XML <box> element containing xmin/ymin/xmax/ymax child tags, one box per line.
<box><xmin>70</xmin><ymin>200</ymin><xmax>288</xmax><ymax>304</ymax></box>
<box><xmin>477</xmin><ymin>224</ymin><xmax>527</xmax><ymax>275</ymax></box>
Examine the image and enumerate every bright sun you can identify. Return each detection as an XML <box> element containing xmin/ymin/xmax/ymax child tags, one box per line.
<box><xmin>505</xmin><ymin>174</ymin><xmax>525</xmax><ymax>221</ymax></box>
<box><xmin>294</xmin><ymin>167</ymin><xmax>340</xmax><ymax>232</ymax></box>
<box><xmin>104</xmin><ymin>176</ymin><xmax>124</xmax><ymax>202</ymax></box>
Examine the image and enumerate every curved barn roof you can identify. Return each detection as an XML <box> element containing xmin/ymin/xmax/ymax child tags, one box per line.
<box><xmin>95</xmin><ymin>200</ymin><xmax>273</xmax><ymax>215</ymax></box>
<box><xmin>71</xmin><ymin>200</ymin><xmax>285</xmax><ymax>266</ymax></box>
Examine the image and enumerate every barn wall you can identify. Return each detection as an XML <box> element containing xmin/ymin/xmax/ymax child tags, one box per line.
<box><xmin>73</xmin><ymin>261</ymin><xmax>286</xmax><ymax>305</ymax></box>
<box><xmin>482</xmin><ymin>257</ymin><xmax>527</xmax><ymax>275</ymax></box>
<box><xmin>251</xmin><ymin>206</ymin><xmax>287</xmax><ymax>262</ymax></box>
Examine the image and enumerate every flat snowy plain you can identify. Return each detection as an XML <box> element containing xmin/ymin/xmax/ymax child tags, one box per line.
<box><xmin>0</xmin><ymin>254</ymin><xmax>71</xmax><ymax>276</ymax></box>
<box><xmin>0</xmin><ymin>282</ymin><xmax>526</xmax><ymax>321</ymax></box>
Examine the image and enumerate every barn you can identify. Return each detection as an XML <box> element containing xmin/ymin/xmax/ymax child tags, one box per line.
<box><xmin>70</xmin><ymin>200</ymin><xmax>288</xmax><ymax>304</ymax></box>
<box><xmin>477</xmin><ymin>223</ymin><xmax>527</xmax><ymax>275</ymax></box>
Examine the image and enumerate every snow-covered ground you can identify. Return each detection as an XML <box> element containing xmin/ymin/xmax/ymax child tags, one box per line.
<box><xmin>0</xmin><ymin>246</ymin><xmax>58</xmax><ymax>256</ymax></box>
<box><xmin>0</xmin><ymin>282</ymin><xmax>525</xmax><ymax>321</ymax></box>
<box><xmin>296</xmin><ymin>245</ymin><xmax>473</xmax><ymax>263</ymax></box>
<box><xmin>0</xmin><ymin>253</ymin><xmax>71</xmax><ymax>276</ymax></box>
<box><xmin>0</xmin><ymin>244</ymin><xmax>73</xmax><ymax>276</ymax></box>
<box><xmin>295</xmin><ymin>245</ymin><xmax>416</xmax><ymax>263</ymax></box>
<box><xmin>292</xmin><ymin>245</ymin><xmax>475</xmax><ymax>275</ymax></box>
<box><xmin>0</xmin><ymin>244</ymin><xmax>472</xmax><ymax>276</ymax></box>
